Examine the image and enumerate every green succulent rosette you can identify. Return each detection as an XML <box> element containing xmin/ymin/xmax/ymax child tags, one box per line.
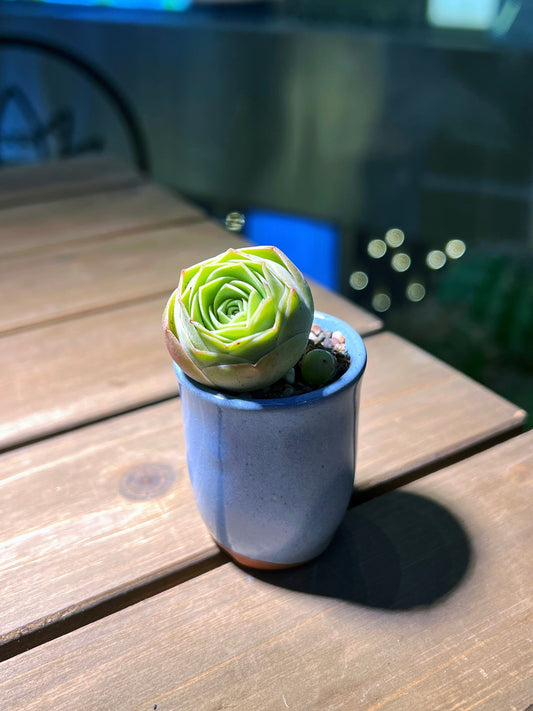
<box><xmin>163</xmin><ymin>245</ymin><xmax>314</xmax><ymax>392</ymax></box>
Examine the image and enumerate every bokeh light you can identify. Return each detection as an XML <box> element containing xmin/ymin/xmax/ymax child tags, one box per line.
<box><xmin>349</xmin><ymin>270</ymin><xmax>369</xmax><ymax>290</ymax></box>
<box><xmin>445</xmin><ymin>239</ymin><xmax>466</xmax><ymax>259</ymax></box>
<box><xmin>406</xmin><ymin>282</ymin><xmax>426</xmax><ymax>302</ymax></box>
<box><xmin>426</xmin><ymin>250</ymin><xmax>447</xmax><ymax>270</ymax></box>
<box><xmin>385</xmin><ymin>228</ymin><xmax>405</xmax><ymax>248</ymax></box>
<box><xmin>391</xmin><ymin>252</ymin><xmax>411</xmax><ymax>272</ymax></box>
<box><xmin>367</xmin><ymin>239</ymin><xmax>387</xmax><ymax>259</ymax></box>
<box><xmin>372</xmin><ymin>292</ymin><xmax>391</xmax><ymax>312</ymax></box>
<box><xmin>225</xmin><ymin>212</ymin><xmax>245</xmax><ymax>232</ymax></box>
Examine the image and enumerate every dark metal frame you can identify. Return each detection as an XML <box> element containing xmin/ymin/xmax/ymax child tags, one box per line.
<box><xmin>0</xmin><ymin>34</ymin><xmax>150</xmax><ymax>173</ymax></box>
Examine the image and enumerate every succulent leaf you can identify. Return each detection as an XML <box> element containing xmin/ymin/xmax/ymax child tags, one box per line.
<box><xmin>162</xmin><ymin>245</ymin><xmax>314</xmax><ymax>392</ymax></box>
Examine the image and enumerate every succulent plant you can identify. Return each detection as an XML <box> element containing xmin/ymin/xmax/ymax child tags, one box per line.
<box><xmin>163</xmin><ymin>245</ymin><xmax>314</xmax><ymax>392</ymax></box>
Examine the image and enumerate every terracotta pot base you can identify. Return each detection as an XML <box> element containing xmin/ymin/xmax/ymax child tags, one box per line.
<box><xmin>216</xmin><ymin>541</ymin><xmax>304</xmax><ymax>570</ymax></box>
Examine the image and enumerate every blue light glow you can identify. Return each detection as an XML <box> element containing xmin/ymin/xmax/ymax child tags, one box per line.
<box><xmin>245</xmin><ymin>209</ymin><xmax>340</xmax><ymax>291</ymax></box>
<box><xmin>3</xmin><ymin>0</ymin><xmax>192</xmax><ymax>9</ymax></box>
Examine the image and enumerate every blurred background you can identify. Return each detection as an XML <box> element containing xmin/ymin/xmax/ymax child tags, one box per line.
<box><xmin>1</xmin><ymin>0</ymin><xmax>531</xmax><ymax>425</ymax></box>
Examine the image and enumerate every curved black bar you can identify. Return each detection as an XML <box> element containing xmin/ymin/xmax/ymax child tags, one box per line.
<box><xmin>0</xmin><ymin>34</ymin><xmax>150</xmax><ymax>174</ymax></box>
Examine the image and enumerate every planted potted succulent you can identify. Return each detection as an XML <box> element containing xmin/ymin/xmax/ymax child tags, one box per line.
<box><xmin>162</xmin><ymin>245</ymin><xmax>367</xmax><ymax>569</ymax></box>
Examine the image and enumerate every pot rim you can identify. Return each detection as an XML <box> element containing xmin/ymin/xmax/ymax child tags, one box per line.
<box><xmin>174</xmin><ymin>310</ymin><xmax>367</xmax><ymax>410</ymax></box>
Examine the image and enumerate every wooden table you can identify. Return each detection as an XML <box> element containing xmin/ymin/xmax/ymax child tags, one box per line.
<box><xmin>0</xmin><ymin>155</ymin><xmax>531</xmax><ymax>710</ymax></box>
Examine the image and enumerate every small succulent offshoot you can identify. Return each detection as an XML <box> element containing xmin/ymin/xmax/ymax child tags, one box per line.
<box><xmin>300</xmin><ymin>349</ymin><xmax>336</xmax><ymax>387</ymax></box>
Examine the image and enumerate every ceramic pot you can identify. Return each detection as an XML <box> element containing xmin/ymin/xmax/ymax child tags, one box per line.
<box><xmin>174</xmin><ymin>311</ymin><xmax>367</xmax><ymax>569</ymax></box>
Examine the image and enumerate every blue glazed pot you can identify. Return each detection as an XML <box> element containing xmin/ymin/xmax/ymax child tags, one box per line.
<box><xmin>174</xmin><ymin>311</ymin><xmax>367</xmax><ymax>569</ymax></box>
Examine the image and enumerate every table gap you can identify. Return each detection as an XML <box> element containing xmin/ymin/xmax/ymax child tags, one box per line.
<box><xmin>1</xmin><ymin>213</ymin><xmax>206</xmax><ymax>262</ymax></box>
<box><xmin>0</xmin><ymin>290</ymin><xmax>174</xmax><ymax>341</ymax></box>
<box><xmin>350</xmin><ymin>422</ymin><xmax>525</xmax><ymax>506</ymax></box>
<box><xmin>0</xmin><ymin>551</ymin><xmax>228</xmax><ymax>663</ymax></box>
<box><xmin>1</xmin><ymin>422</ymin><xmax>522</xmax><ymax>663</ymax></box>
<box><xmin>0</xmin><ymin>174</ymin><xmax>142</xmax><ymax>211</ymax></box>
<box><xmin>0</xmin><ymin>393</ymin><xmax>179</xmax><ymax>455</ymax></box>
<box><xmin>0</xmin><ymin>155</ymin><xmax>142</xmax><ymax>209</ymax></box>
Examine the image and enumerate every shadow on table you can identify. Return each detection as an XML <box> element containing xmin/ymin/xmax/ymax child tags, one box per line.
<box><xmin>249</xmin><ymin>490</ymin><xmax>472</xmax><ymax>610</ymax></box>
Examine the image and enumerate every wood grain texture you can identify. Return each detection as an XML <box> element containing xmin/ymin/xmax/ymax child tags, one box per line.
<box><xmin>0</xmin><ymin>294</ymin><xmax>379</xmax><ymax>452</ymax></box>
<box><xmin>0</xmin><ymin>183</ymin><xmax>204</xmax><ymax>257</ymax></box>
<box><xmin>1</xmin><ymin>220</ymin><xmax>382</xmax><ymax>335</ymax></box>
<box><xmin>0</xmin><ymin>320</ymin><xmax>522</xmax><ymax>456</ymax></box>
<box><xmin>0</xmin><ymin>297</ymin><xmax>172</xmax><ymax>450</ymax></box>
<box><xmin>357</xmin><ymin>332</ymin><xmax>526</xmax><ymax>490</ymax></box>
<box><xmin>0</xmin><ymin>221</ymin><xmax>242</xmax><ymax>334</ymax></box>
<box><xmin>0</xmin><ymin>154</ymin><xmax>141</xmax><ymax>208</ymax></box>
<box><xmin>1</xmin><ymin>431</ymin><xmax>532</xmax><ymax>710</ymax></box>
<box><xmin>0</xmin><ymin>334</ymin><xmax>525</xmax><ymax>643</ymax></box>
<box><xmin>0</xmin><ymin>401</ymin><xmax>216</xmax><ymax>646</ymax></box>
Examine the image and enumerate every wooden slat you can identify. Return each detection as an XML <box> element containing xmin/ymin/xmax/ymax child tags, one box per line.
<box><xmin>1</xmin><ymin>432</ymin><xmax>532</xmax><ymax>709</ymax></box>
<box><xmin>0</xmin><ymin>154</ymin><xmax>141</xmax><ymax>208</ymax></box>
<box><xmin>0</xmin><ymin>298</ymin><xmax>171</xmax><ymax>450</ymax></box>
<box><xmin>0</xmin><ymin>183</ymin><xmax>204</xmax><ymax>257</ymax></box>
<box><xmin>0</xmin><ymin>401</ymin><xmax>217</xmax><ymax>647</ymax></box>
<box><xmin>0</xmin><ymin>221</ymin><xmax>238</xmax><ymax>334</ymax></box>
<box><xmin>0</xmin><ymin>294</ymin><xmax>380</xmax><ymax>453</ymax></box>
<box><xmin>1</xmin><ymin>221</ymin><xmax>382</xmax><ymax>336</ymax></box>
<box><xmin>0</xmin><ymin>335</ymin><xmax>525</xmax><ymax>643</ymax></box>
<box><xmin>0</xmin><ymin>315</ymin><xmax>521</xmax><ymax>456</ymax></box>
<box><xmin>357</xmin><ymin>332</ymin><xmax>526</xmax><ymax>491</ymax></box>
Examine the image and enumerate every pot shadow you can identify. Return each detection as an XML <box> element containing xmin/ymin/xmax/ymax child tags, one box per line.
<box><xmin>248</xmin><ymin>490</ymin><xmax>473</xmax><ymax>610</ymax></box>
